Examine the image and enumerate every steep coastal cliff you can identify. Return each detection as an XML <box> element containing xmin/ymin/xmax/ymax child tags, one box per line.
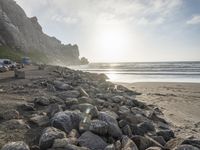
<box><xmin>0</xmin><ymin>0</ymin><xmax>84</xmax><ymax>65</ymax></box>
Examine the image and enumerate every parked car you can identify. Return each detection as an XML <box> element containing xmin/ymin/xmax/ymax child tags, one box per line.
<box><xmin>22</xmin><ymin>57</ymin><xmax>31</xmax><ymax>65</ymax></box>
<box><xmin>0</xmin><ymin>64</ymin><xmax>9</xmax><ymax>72</ymax></box>
<box><xmin>0</xmin><ymin>59</ymin><xmax>17</xmax><ymax>71</ymax></box>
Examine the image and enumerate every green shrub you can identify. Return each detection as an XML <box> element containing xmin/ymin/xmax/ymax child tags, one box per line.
<box><xmin>0</xmin><ymin>46</ymin><xmax>49</xmax><ymax>63</ymax></box>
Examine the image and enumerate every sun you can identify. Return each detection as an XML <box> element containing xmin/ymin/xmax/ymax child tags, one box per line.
<box><xmin>93</xmin><ymin>25</ymin><xmax>131</xmax><ymax>62</ymax></box>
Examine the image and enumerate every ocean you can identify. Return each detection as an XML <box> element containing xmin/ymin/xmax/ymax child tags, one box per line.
<box><xmin>69</xmin><ymin>61</ymin><xmax>200</xmax><ymax>83</ymax></box>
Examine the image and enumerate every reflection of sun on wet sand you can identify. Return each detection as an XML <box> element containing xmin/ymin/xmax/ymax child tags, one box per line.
<box><xmin>120</xmin><ymin>82</ymin><xmax>200</xmax><ymax>138</ymax></box>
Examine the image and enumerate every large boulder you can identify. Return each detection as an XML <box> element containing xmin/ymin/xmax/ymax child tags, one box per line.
<box><xmin>1</xmin><ymin>142</ymin><xmax>30</xmax><ymax>150</ymax></box>
<box><xmin>39</xmin><ymin>127</ymin><xmax>66</xmax><ymax>150</ymax></box>
<box><xmin>89</xmin><ymin>119</ymin><xmax>108</xmax><ymax>135</ymax></box>
<box><xmin>51</xmin><ymin>111</ymin><xmax>83</xmax><ymax>133</ymax></box>
<box><xmin>181</xmin><ymin>139</ymin><xmax>200</xmax><ymax>149</ymax></box>
<box><xmin>156</xmin><ymin>130</ymin><xmax>174</xmax><ymax>142</ymax></box>
<box><xmin>78</xmin><ymin>131</ymin><xmax>108</xmax><ymax>150</ymax></box>
<box><xmin>98</xmin><ymin>112</ymin><xmax>122</xmax><ymax>138</ymax></box>
<box><xmin>53</xmin><ymin>80</ymin><xmax>72</xmax><ymax>91</ymax></box>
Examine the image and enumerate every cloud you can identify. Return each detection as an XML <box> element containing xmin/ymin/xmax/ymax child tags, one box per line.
<box><xmin>15</xmin><ymin>0</ymin><xmax>182</xmax><ymax>26</ymax></box>
<box><xmin>187</xmin><ymin>15</ymin><xmax>200</xmax><ymax>25</ymax></box>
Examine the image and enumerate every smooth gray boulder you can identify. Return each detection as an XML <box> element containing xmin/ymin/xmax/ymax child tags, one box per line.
<box><xmin>53</xmin><ymin>81</ymin><xmax>72</xmax><ymax>91</ymax></box>
<box><xmin>78</xmin><ymin>131</ymin><xmax>108</xmax><ymax>150</ymax></box>
<box><xmin>39</xmin><ymin>127</ymin><xmax>66</xmax><ymax>150</ymax></box>
<box><xmin>99</xmin><ymin>112</ymin><xmax>122</xmax><ymax>138</ymax></box>
<box><xmin>156</xmin><ymin>130</ymin><xmax>175</xmax><ymax>142</ymax></box>
<box><xmin>51</xmin><ymin>110</ymin><xmax>83</xmax><ymax>133</ymax></box>
<box><xmin>34</xmin><ymin>97</ymin><xmax>50</xmax><ymax>106</ymax></box>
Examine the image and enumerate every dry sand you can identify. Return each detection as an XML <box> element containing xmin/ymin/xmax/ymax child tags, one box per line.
<box><xmin>120</xmin><ymin>82</ymin><xmax>200</xmax><ymax>138</ymax></box>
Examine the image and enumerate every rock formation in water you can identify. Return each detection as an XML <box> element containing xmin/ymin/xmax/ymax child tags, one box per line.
<box><xmin>0</xmin><ymin>0</ymin><xmax>85</xmax><ymax>65</ymax></box>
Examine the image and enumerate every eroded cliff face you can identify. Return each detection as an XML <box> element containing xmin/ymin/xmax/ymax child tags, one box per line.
<box><xmin>0</xmin><ymin>0</ymin><xmax>81</xmax><ymax>65</ymax></box>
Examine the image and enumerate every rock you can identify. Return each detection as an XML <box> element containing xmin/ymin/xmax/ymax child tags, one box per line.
<box><xmin>71</xmin><ymin>103</ymin><xmax>99</xmax><ymax>118</ymax></box>
<box><xmin>1</xmin><ymin>119</ymin><xmax>30</xmax><ymax>129</ymax></box>
<box><xmin>67</xmin><ymin>130</ymin><xmax>79</xmax><ymax>145</ymax></box>
<box><xmin>52</xmin><ymin>138</ymin><xmax>70</xmax><ymax>148</ymax></box>
<box><xmin>122</xmin><ymin>125</ymin><xmax>132</xmax><ymax>137</ymax></box>
<box><xmin>30</xmin><ymin>114</ymin><xmax>49</xmax><ymax>126</ymax></box>
<box><xmin>1</xmin><ymin>141</ymin><xmax>30</xmax><ymax>150</ymax></box>
<box><xmin>174</xmin><ymin>144</ymin><xmax>199</xmax><ymax>150</ymax></box>
<box><xmin>1</xmin><ymin>109</ymin><xmax>19</xmax><ymax>120</ymax></box>
<box><xmin>181</xmin><ymin>139</ymin><xmax>200</xmax><ymax>149</ymax></box>
<box><xmin>145</xmin><ymin>147</ymin><xmax>162</xmax><ymax>150</ymax></box>
<box><xmin>104</xmin><ymin>144</ymin><xmax>115</xmax><ymax>150</ymax></box>
<box><xmin>164</xmin><ymin>138</ymin><xmax>184</xmax><ymax>149</ymax></box>
<box><xmin>78</xmin><ymin>87</ymin><xmax>89</xmax><ymax>97</ymax></box>
<box><xmin>39</xmin><ymin>127</ymin><xmax>66</xmax><ymax>150</ymax></box>
<box><xmin>78</xmin><ymin>131</ymin><xmax>108</xmax><ymax>150</ymax></box>
<box><xmin>103</xmin><ymin>111</ymin><xmax>119</xmax><ymax>120</ymax></box>
<box><xmin>34</xmin><ymin>97</ymin><xmax>50</xmax><ymax>106</ymax></box>
<box><xmin>65</xmin><ymin>98</ymin><xmax>79</xmax><ymax>106</ymax></box>
<box><xmin>68</xmin><ymin>129</ymin><xmax>80</xmax><ymax>138</ymax></box>
<box><xmin>151</xmin><ymin>136</ymin><xmax>166</xmax><ymax>146</ymax></box>
<box><xmin>51</xmin><ymin>111</ymin><xmax>83</xmax><ymax>133</ymax></box>
<box><xmin>121</xmin><ymin>136</ymin><xmax>138</xmax><ymax>150</ymax></box>
<box><xmin>99</xmin><ymin>112</ymin><xmax>122</xmax><ymax>138</ymax></box>
<box><xmin>47</xmin><ymin>104</ymin><xmax>63</xmax><ymax>118</ymax></box>
<box><xmin>57</xmin><ymin>90</ymin><xmax>80</xmax><ymax>99</ymax></box>
<box><xmin>21</xmin><ymin>103</ymin><xmax>35</xmax><ymax>111</ymax></box>
<box><xmin>118</xmin><ymin>120</ymin><xmax>127</xmax><ymax>128</ymax></box>
<box><xmin>98</xmin><ymin>73</ymin><xmax>109</xmax><ymax>81</ymax></box>
<box><xmin>53</xmin><ymin>80</ymin><xmax>72</xmax><ymax>91</ymax></box>
<box><xmin>156</xmin><ymin>129</ymin><xmax>174</xmax><ymax>142</ymax></box>
<box><xmin>51</xmin><ymin>143</ymin><xmax>90</xmax><ymax>150</ymax></box>
<box><xmin>14</xmin><ymin>69</ymin><xmax>25</xmax><ymax>79</ymax></box>
<box><xmin>122</xmin><ymin>113</ymin><xmax>149</xmax><ymax>126</ymax></box>
<box><xmin>131</xmin><ymin>135</ymin><xmax>163</xmax><ymax>150</ymax></box>
<box><xmin>112</xmin><ymin>96</ymin><xmax>124</xmax><ymax>103</ymax></box>
<box><xmin>137</xmin><ymin>121</ymin><xmax>155</xmax><ymax>134</ymax></box>
<box><xmin>89</xmin><ymin>119</ymin><xmax>108</xmax><ymax>135</ymax></box>
<box><xmin>47</xmin><ymin>84</ymin><xmax>56</xmax><ymax>92</ymax></box>
<box><xmin>79</xmin><ymin>97</ymin><xmax>93</xmax><ymax>104</ymax></box>
<box><xmin>118</xmin><ymin>106</ymin><xmax>130</xmax><ymax>115</ymax></box>
<box><xmin>49</xmin><ymin>96</ymin><xmax>64</xmax><ymax>104</ymax></box>
<box><xmin>115</xmin><ymin>140</ymin><xmax>121</xmax><ymax>150</ymax></box>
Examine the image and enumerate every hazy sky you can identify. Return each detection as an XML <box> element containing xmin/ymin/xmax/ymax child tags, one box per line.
<box><xmin>15</xmin><ymin>0</ymin><xmax>200</xmax><ymax>62</ymax></box>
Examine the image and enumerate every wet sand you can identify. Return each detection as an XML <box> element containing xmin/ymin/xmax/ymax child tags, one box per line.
<box><xmin>120</xmin><ymin>82</ymin><xmax>200</xmax><ymax>138</ymax></box>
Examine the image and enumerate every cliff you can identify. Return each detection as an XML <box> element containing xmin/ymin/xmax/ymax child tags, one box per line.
<box><xmin>0</xmin><ymin>0</ymin><xmax>83</xmax><ymax>65</ymax></box>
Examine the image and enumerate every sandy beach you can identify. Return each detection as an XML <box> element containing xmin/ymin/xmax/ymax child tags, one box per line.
<box><xmin>120</xmin><ymin>82</ymin><xmax>200</xmax><ymax>138</ymax></box>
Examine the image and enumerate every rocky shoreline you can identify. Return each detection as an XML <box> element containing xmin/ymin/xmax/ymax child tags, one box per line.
<box><xmin>0</xmin><ymin>65</ymin><xmax>199</xmax><ymax>150</ymax></box>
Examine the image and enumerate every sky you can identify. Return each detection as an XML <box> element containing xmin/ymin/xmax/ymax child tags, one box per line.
<box><xmin>15</xmin><ymin>0</ymin><xmax>200</xmax><ymax>62</ymax></box>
